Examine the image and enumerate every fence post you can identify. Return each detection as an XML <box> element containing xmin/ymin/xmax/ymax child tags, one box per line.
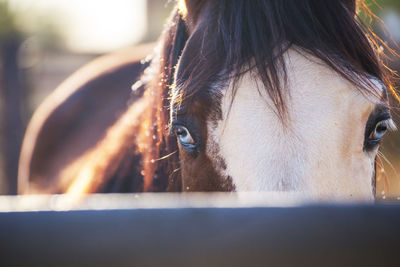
<box><xmin>0</xmin><ymin>38</ymin><xmax>24</xmax><ymax>194</ymax></box>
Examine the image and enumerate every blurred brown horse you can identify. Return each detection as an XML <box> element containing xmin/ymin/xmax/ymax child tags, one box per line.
<box><xmin>19</xmin><ymin>0</ymin><xmax>397</xmax><ymax>201</ymax></box>
<box><xmin>18</xmin><ymin>44</ymin><xmax>154</xmax><ymax>193</ymax></box>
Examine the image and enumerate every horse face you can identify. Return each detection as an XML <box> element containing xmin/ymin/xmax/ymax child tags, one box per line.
<box><xmin>172</xmin><ymin>48</ymin><xmax>392</xmax><ymax>200</ymax></box>
<box><xmin>207</xmin><ymin>51</ymin><xmax>392</xmax><ymax>200</ymax></box>
<box><xmin>170</xmin><ymin>0</ymin><xmax>394</xmax><ymax>200</ymax></box>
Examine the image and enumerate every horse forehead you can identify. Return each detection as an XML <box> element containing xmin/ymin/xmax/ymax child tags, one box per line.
<box><xmin>206</xmin><ymin>49</ymin><xmax>377</xmax><ymax>194</ymax></box>
<box><xmin>213</xmin><ymin>49</ymin><xmax>379</xmax><ymax>128</ymax></box>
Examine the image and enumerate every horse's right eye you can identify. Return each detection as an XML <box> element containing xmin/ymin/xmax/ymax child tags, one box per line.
<box><xmin>174</xmin><ymin>125</ymin><xmax>196</xmax><ymax>148</ymax></box>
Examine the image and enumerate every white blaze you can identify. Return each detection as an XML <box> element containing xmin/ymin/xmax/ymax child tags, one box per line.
<box><xmin>208</xmin><ymin>49</ymin><xmax>380</xmax><ymax>201</ymax></box>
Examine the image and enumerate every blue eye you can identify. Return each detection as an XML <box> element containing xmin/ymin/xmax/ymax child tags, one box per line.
<box><xmin>174</xmin><ymin>126</ymin><xmax>195</xmax><ymax>147</ymax></box>
<box><xmin>369</xmin><ymin>120</ymin><xmax>389</xmax><ymax>141</ymax></box>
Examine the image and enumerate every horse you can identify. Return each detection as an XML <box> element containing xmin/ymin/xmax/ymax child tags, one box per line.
<box><xmin>18</xmin><ymin>0</ymin><xmax>398</xmax><ymax>201</ymax></box>
<box><xmin>18</xmin><ymin>44</ymin><xmax>154</xmax><ymax>193</ymax></box>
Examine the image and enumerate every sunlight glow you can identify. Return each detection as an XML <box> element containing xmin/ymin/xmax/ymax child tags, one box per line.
<box><xmin>9</xmin><ymin>0</ymin><xmax>147</xmax><ymax>53</ymax></box>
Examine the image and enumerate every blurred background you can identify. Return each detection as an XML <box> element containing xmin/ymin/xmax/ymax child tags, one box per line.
<box><xmin>0</xmin><ymin>0</ymin><xmax>399</xmax><ymax>198</ymax></box>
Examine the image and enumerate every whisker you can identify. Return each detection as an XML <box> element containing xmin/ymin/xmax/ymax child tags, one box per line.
<box><xmin>172</xmin><ymin>167</ymin><xmax>181</xmax><ymax>174</ymax></box>
<box><xmin>377</xmin><ymin>150</ymin><xmax>397</xmax><ymax>175</ymax></box>
<box><xmin>151</xmin><ymin>150</ymin><xmax>178</xmax><ymax>162</ymax></box>
<box><xmin>376</xmin><ymin>152</ymin><xmax>390</xmax><ymax>193</ymax></box>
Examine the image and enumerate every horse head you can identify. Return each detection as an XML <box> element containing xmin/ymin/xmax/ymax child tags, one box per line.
<box><xmin>163</xmin><ymin>0</ymin><xmax>395</xmax><ymax>200</ymax></box>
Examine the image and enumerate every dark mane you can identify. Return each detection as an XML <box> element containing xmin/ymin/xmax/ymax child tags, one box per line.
<box><xmin>60</xmin><ymin>0</ymin><xmax>398</xmax><ymax>193</ymax></box>
<box><xmin>172</xmin><ymin>0</ymin><xmax>396</xmax><ymax>122</ymax></box>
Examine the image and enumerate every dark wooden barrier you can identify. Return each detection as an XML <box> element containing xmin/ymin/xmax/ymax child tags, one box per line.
<box><xmin>0</xmin><ymin>38</ymin><xmax>24</xmax><ymax>195</ymax></box>
<box><xmin>0</xmin><ymin>193</ymin><xmax>399</xmax><ymax>266</ymax></box>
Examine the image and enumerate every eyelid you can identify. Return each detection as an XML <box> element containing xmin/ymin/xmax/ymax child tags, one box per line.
<box><xmin>375</xmin><ymin>111</ymin><xmax>391</xmax><ymax>123</ymax></box>
<box><xmin>365</xmin><ymin>106</ymin><xmax>391</xmax><ymax>134</ymax></box>
<box><xmin>171</xmin><ymin>119</ymin><xmax>184</xmax><ymax>127</ymax></box>
<box><xmin>169</xmin><ymin>119</ymin><xmax>186</xmax><ymax>134</ymax></box>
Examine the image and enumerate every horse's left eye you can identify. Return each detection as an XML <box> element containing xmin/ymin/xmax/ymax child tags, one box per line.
<box><xmin>364</xmin><ymin>117</ymin><xmax>395</xmax><ymax>152</ymax></box>
<box><xmin>174</xmin><ymin>126</ymin><xmax>195</xmax><ymax>147</ymax></box>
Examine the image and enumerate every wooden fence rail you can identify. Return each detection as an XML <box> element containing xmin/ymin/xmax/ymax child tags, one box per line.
<box><xmin>0</xmin><ymin>193</ymin><xmax>399</xmax><ymax>266</ymax></box>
